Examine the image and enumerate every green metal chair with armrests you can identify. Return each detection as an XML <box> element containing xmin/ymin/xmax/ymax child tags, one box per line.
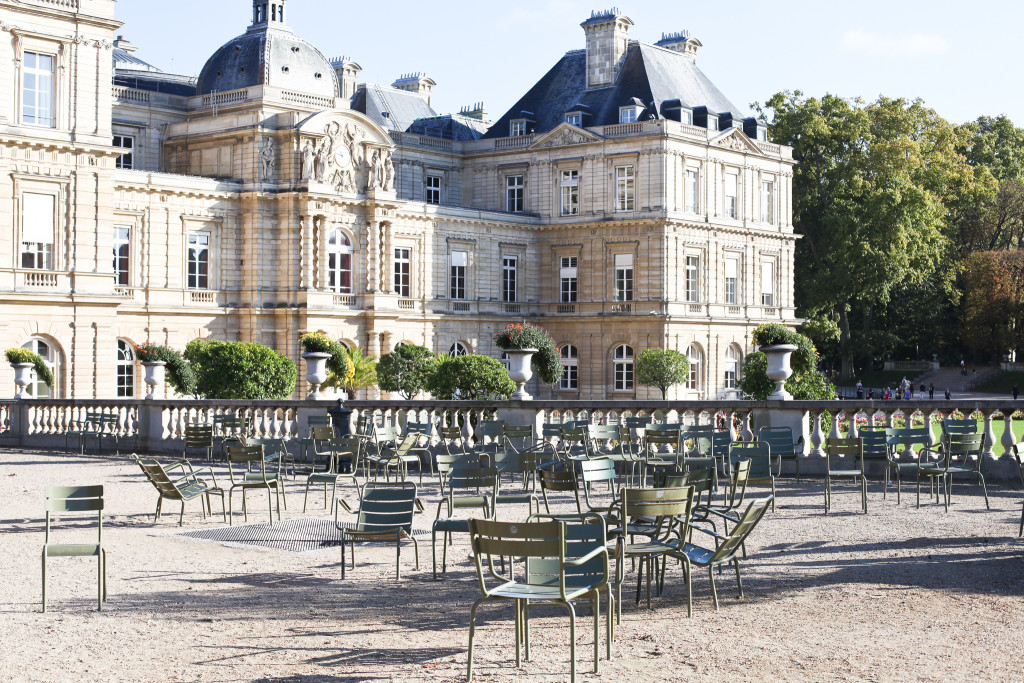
<box><xmin>757</xmin><ymin>425</ymin><xmax>803</xmax><ymax>481</ymax></box>
<box><xmin>182</xmin><ymin>424</ymin><xmax>215</xmax><ymax>462</ymax></box>
<box><xmin>824</xmin><ymin>437</ymin><xmax>867</xmax><ymax>514</ymax></box>
<box><xmin>432</xmin><ymin>466</ymin><xmax>498</xmax><ymax>578</ymax></box>
<box><xmin>42</xmin><ymin>485</ymin><xmax>107</xmax><ymax>612</ymax></box>
<box><xmin>335</xmin><ymin>481</ymin><xmax>419</xmax><ymax>579</ymax></box>
<box><xmin>729</xmin><ymin>441</ymin><xmax>775</xmax><ymax>511</ymax></box>
<box><xmin>225</xmin><ymin>444</ymin><xmax>283</xmax><ymax>525</ymax></box>
<box><xmin>538</xmin><ymin>467</ymin><xmax>582</xmax><ymax>515</ymax></box>
<box><xmin>405</xmin><ymin>420</ymin><xmax>435</xmax><ymax>477</ymax></box>
<box><xmin>885</xmin><ymin>427</ymin><xmax>934</xmax><ymax>506</ymax></box>
<box><xmin>304</xmin><ymin>435</ymin><xmax>361</xmax><ymax>512</ymax></box>
<box><xmin>134</xmin><ymin>454</ymin><xmax>225</xmax><ymax>525</ymax></box>
<box><xmin>921</xmin><ymin>431</ymin><xmax>988</xmax><ymax>511</ymax></box>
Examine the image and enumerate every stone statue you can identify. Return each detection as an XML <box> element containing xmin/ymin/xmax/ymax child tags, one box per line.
<box><xmin>383</xmin><ymin>150</ymin><xmax>395</xmax><ymax>191</ymax></box>
<box><xmin>259</xmin><ymin>136</ymin><xmax>276</xmax><ymax>181</ymax></box>
<box><xmin>367</xmin><ymin>149</ymin><xmax>381</xmax><ymax>190</ymax></box>
<box><xmin>314</xmin><ymin>136</ymin><xmax>331</xmax><ymax>182</ymax></box>
<box><xmin>300</xmin><ymin>139</ymin><xmax>315</xmax><ymax>180</ymax></box>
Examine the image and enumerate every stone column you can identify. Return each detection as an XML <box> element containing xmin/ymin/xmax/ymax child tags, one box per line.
<box><xmin>301</xmin><ymin>215</ymin><xmax>314</xmax><ymax>289</ymax></box>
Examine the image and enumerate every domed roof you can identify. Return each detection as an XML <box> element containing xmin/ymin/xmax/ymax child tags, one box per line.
<box><xmin>196</xmin><ymin>3</ymin><xmax>338</xmax><ymax>100</ymax></box>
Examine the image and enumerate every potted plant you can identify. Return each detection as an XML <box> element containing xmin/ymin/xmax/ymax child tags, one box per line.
<box><xmin>5</xmin><ymin>347</ymin><xmax>52</xmax><ymax>398</ymax></box>
<box><xmin>299</xmin><ymin>332</ymin><xmax>353</xmax><ymax>400</ymax></box>
<box><xmin>135</xmin><ymin>343</ymin><xmax>197</xmax><ymax>398</ymax></box>
<box><xmin>752</xmin><ymin>323</ymin><xmax>800</xmax><ymax>400</ymax></box>
<box><xmin>494</xmin><ymin>322</ymin><xmax>562</xmax><ymax>400</ymax></box>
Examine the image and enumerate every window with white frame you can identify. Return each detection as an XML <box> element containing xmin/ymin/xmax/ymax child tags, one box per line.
<box><xmin>560</xmin><ymin>256</ymin><xmax>578</xmax><ymax>303</ymax></box>
<box><xmin>450</xmin><ymin>250</ymin><xmax>467</xmax><ymax>300</ymax></box>
<box><xmin>761</xmin><ymin>260</ymin><xmax>775</xmax><ymax>307</ymax></box>
<box><xmin>724</xmin><ymin>257</ymin><xmax>739</xmax><ymax>305</ymax></box>
<box><xmin>23</xmin><ymin>339</ymin><xmax>57</xmax><ymax>398</ymax></box>
<box><xmin>687</xmin><ymin>344</ymin><xmax>703</xmax><ymax>391</ymax></box>
<box><xmin>506</xmin><ymin>175</ymin><xmax>524</xmax><ymax>213</ymax></box>
<box><xmin>187</xmin><ymin>232</ymin><xmax>210</xmax><ymax>289</ymax></box>
<box><xmin>565</xmin><ymin>112</ymin><xmax>582</xmax><ymax>126</ymax></box>
<box><xmin>23</xmin><ymin>51</ymin><xmax>55</xmax><ymax>127</ymax></box>
<box><xmin>679</xmin><ymin>109</ymin><xmax>693</xmax><ymax>125</ymax></box>
<box><xmin>502</xmin><ymin>256</ymin><xmax>518</xmax><ymax>303</ymax></box>
<box><xmin>117</xmin><ymin>339</ymin><xmax>135</xmax><ymax>398</ymax></box>
<box><xmin>510</xmin><ymin>119</ymin><xmax>526</xmax><ymax>137</ymax></box>
<box><xmin>685</xmin><ymin>169</ymin><xmax>699</xmax><ymax>213</ymax></box>
<box><xmin>394</xmin><ymin>247</ymin><xmax>411</xmax><ymax>297</ymax></box>
<box><xmin>22</xmin><ymin>193</ymin><xmax>55</xmax><ymax>270</ymax></box>
<box><xmin>613</xmin><ymin>344</ymin><xmax>634</xmax><ymax>391</ymax></box>
<box><xmin>614</xmin><ymin>254</ymin><xmax>633</xmax><ymax>302</ymax></box>
<box><xmin>685</xmin><ymin>255</ymin><xmax>700</xmax><ymax>303</ymax></box>
<box><xmin>619</xmin><ymin>107</ymin><xmax>639</xmax><ymax>124</ymax></box>
<box><xmin>328</xmin><ymin>229</ymin><xmax>353</xmax><ymax>294</ymax></box>
<box><xmin>560</xmin><ymin>344</ymin><xmax>578</xmax><ymax>390</ymax></box>
<box><xmin>761</xmin><ymin>180</ymin><xmax>774</xmax><ymax>224</ymax></box>
<box><xmin>560</xmin><ymin>170</ymin><xmax>579</xmax><ymax>216</ymax></box>
<box><xmin>725</xmin><ymin>174</ymin><xmax>738</xmax><ymax>219</ymax></box>
<box><xmin>724</xmin><ymin>345</ymin><xmax>741</xmax><ymax>389</ymax></box>
<box><xmin>707</xmin><ymin>115</ymin><xmax>719</xmax><ymax>131</ymax></box>
<box><xmin>113</xmin><ymin>226</ymin><xmax>130</xmax><ymax>286</ymax></box>
<box><xmin>615</xmin><ymin>165</ymin><xmax>635</xmax><ymax>212</ymax></box>
<box><xmin>113</xmin><ymin>135</ymin><xmax>135</xmax><ymax>170</ymax></box>
<box><xmin>425</xmin><ymin>174</ymin><xmax>441</xmax><ymax>205</ymax></box>
<box><xmin>449</xmin><ymin>342</ymin><xmax>469</xmax><ymax>356</ymax></box>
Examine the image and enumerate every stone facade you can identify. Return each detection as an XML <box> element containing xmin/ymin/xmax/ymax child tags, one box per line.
<box><xmin>0</xmin><ymin>0</ymin><xmax>797</xmax><ymax>401</ymax></box>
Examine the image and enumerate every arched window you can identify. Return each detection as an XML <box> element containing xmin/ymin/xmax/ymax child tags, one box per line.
<box><xmin>449</xmin><ymin>342</ymin><xmax>469</xmax><ymax>357</ymax></box>
<box><xmin>687</xmin><ymin>344</ymin><xmax>704</xmax><ymax>391</ymax></box>
<box><xmin>117</xmin><ymin>340</ymin><xmax>135</xmax><ymax>398</ymax></box>
<box><xmin>559</xmin><ymin>344</ymin><xmax>578</xmax><ymax>390</ymax></box>
<box><xmin>724</xmin><ymin>344</ymin><xmax>742</xmax><ymax>389</ymax></box>
<box><xmin>327</xmin><ymin>230</ymin><xmax>353</xmax><ymax>294</ymax></box>
<box><xmin>613</xmin><ymin>344</ymin><xmax>634</xmax><ymax>391</ymax></box>
<box><xmin>22</xmin><ymin>338</ymin><xmax>58</xmax><ymax>398</ymax></box>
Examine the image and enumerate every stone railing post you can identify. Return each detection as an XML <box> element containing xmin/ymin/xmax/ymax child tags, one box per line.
<box><xmin>982</xmin><ymin>409</ymin><xmax>998</xmax><ymax>461</ymax></box>
<box><xmin>810</xmin><ymin>409</ymin><xmax>825</xmax><ymax>457</ymax></box>
<box><xmin>135</xmin><ymin>401</ymin><xmax>167</xmax><ymax>455</ymax></box>
<box><xmin>1001</xmin><ymin>410</ymin><xmax>1016</xmax><ymax>456</ymax></box>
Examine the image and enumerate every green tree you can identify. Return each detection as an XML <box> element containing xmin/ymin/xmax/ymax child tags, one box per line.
<box><xmin>426</xmin><ymin>354</ymin><xmax>515</xmax><ymax>400</ymax></box>
<box><xmin>184</xmin><ymin>339</ymin><xmax>297</xmax><ymax>400</ymax></box>
<box><xmin>325</xmin><ymin>345</ymin><xmax>377</xmax><ymax>398</ymax></box>
<box><xmin>634</xmin><ymin>348</ymin><xmax>689</xmax><ymax>400</ymax></box>
<box><xmin>961</xmin><ymin>250</ymin><xmax>1024</xmax><ymax>360</ymax></box>
<box><xmin>377</xmin><ymin>344</ymin><xmax>436</xmax><ymax>399</ymax></box>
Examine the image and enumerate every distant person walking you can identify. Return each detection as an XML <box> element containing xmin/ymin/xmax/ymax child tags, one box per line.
<box><xmin>1014</xmin><ymin>384</ymin><xmax>1019</xmax><ymax>401</ymax></box>
<box><xmin>945</xmin><ymin>387</ymin><xmax>952</xmax><ymax>400</ymax></box>
<box><xmin>919</xmin><ymin>383</ymin><xmax>926</xmax><ymax>399</ymax></box>
<box><xmin>961</xmin><ymin>359</ymin><xmax>966</xmax><ymax>375</ymax></box>
<box><xmin>929</xmin><ymin>384</ymin><xmax>935</xmax><ymax>400</ymax></box>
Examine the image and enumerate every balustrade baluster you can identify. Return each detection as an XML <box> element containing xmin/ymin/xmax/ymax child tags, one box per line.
<box><xmin>983</xmin><ymin>409</ymin><xmax>998</xmax><ymax>461</ymax></box>
<box><xmin>741</xmin><ymin>411</ymin><xmax>754</xmax><ymax>442</ymax></box>
<box><xmin>810</xmin><ymin>410</ymin><xmax>825</xmax><ymax>456</ymax></box>
<box><xmin>1001</xmin><ymin>409</ymin><xmax>1016</xmax><ymax>456</ymax></box>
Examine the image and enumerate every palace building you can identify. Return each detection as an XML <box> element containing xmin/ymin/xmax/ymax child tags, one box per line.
<box><xmin>0</xmin><ymin>0</ymin><xmax>798</xmax><ymax>400</ymax></box>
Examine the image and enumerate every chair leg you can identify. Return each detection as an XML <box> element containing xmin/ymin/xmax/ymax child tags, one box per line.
<box><xmin>978</xmin><ymin>474</ymin><xmax>990</xmax><ymax>510</ymax></box>
<box><xmin>734</xmin><ymin>558</ymin><xmax>744</xmax><ymax>598</ymax></box>
<box><xmin>340</xmin><ymin>534</ymin><xmax>346</xmax><ymax>579</ymax></box>
<box><xmin>592</xmin><ymin>593</ymin><xmax>600</xmax><ymax>675</ymax></box>
<box><xmin>708</xmin><ymin>566</ymin><xmax>719</xmax><ymax>611</ymax></box>
<box><xmin>97</xmin><ymin>551</ymin><xmax>104</xmax><ymax>611</ymax></box>
<box><xmin>467</xmin><ymin>598</ymin><xmax>484</xmax><ymax>682</ymax></box>
<box><xmin>179</xmin><ymin>501</ymin><xmax>186</xmax><ymax>526</ymax></box>
<box><xmin>41</xmin><ymin>550</ymin><xmax>47</xmax><ymax>613</ymax></box>
<box><xmin>566</xmin><ymin>600</ymin><xmax>577</xmax><ymax>683</ymax></box>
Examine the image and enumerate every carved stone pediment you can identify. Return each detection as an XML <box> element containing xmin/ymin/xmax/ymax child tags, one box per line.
<box><xmin>529</xmin><ymin>123</ymin><xmax>603</xmax><ymax>150</ymax></box>
<box><xmin>296</xmin><ymin>110</ymin><xmax>394</xmax><ymax>193</ymax></box>
<box><xmin>710</xmin><ymin>128</ymin><xmax>761</xmax><ymax>154</ymax></box>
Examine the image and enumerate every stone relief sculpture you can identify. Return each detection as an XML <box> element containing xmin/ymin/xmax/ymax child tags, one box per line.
<box><xmin>259</xmin><ymin>136</ymin><xmax>276</xmax><ymax>181</ymax></box>
<box><xmin>300</xmin><ymin>139</ymin><xmax>315</xmax><ymax>180</ymax></box>
<box><xmin>540</xmin><ymin>129</ymin><xmax>593</xmax><ymax>148</ymax></box>
<box><xmin>383</xmin><ymin>150</ymin><xmax>395</xmax><ymax>191</ymax></box>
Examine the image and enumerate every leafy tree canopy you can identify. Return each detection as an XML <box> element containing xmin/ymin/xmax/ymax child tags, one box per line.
<box><xmin>377</xmin><ymin>343</ymin><xmax>436</xmax><ymax>399</ymax></box>
<box><xmin>184</xmin><ymin>339</ymin><xmax>297</xmax><ymax>400</ymax></box>
<box><xmin>635</xmin><ymin>348</ymin><xmax>689</xmax><ymax>400</ymax></box>
<box><xmin>426</xmin><ymin>354</ymin><xmax>515</xmax><ymax>400</ymax></box>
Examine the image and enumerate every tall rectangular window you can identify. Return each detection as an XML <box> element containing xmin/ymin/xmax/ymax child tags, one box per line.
<box><xmin>23</xmin><ymin>52</ymin><xmax>54</xmax><ymax>127</ymax></box>
<box><xmin>761</xmin><ymin>261</ymin><xmax>775</xmax><ymax>307</ymax></box>
<box><xmin>450</xmin><ymin>251</ymin><xmax>467</xmax><ymax>300</ymax></box>
<box><xmin>685</xmin><ymin>169</ymin><xmax>699</xmax><ymax>213</ymax></box>
<box><xmin>394</xmin><ymin>247</ymin><xmax>411</xmax><ymax>297</ymax></box>
<box><xmin>502</xmin><ymin>256</ymin><xmax>518</xmax><ymax>303</ymax></box>
<box><xmin>113</xmin><ymin>135</ymin><xmax>135</xmax><ymax>170</ymax></box>
<box><xmin>560</xmin><ymin>256</ymin><xmax>578</xmax><ymax>303</ymax></box>
<box><xmin>614</xmin><ymin>254</ymin><xmax>633</xmax><ymax>302</ymax></box>
<box><xmin>506</xmin><ymin>175</ymin><xmax>524</xmax><ymax>213</ymax></box>
<box><xmin>21</xmin><ymin>193</ymin><xmax>55</xmax><ymax>270</ymax></box>
<box><xmin>510</xmin><ymin>120</ymin><xmax>526</xmax><ymax>137</ymax></box>
<box><xmin>615</xmin><ymin>166</ymin><xmax>635</xmax><ymax>212</ymax></box>
<box><xmin>685</xmin><ymin>255</ymin><xmax>700</xmax><ymax>303</ymax></box>
<box><xmin>560</xmin><ymin>170</ymin><xmax>579</xmax><ymax>216</ymax></box>
<box><xmin>724</xmin><ymin>257</ymin><xmax>738</xmax><ymax>305</ymax></box>
<box><xmin>425</xmin><ymin>175</ymin><xmax>441</xmax><ymax>205</ymax></box>
<box><xmin>327</xmin><ymin>230</ymin><xmax>353</xmax><ymax>294</ymax></box>
<box><xmin>187</xmin><ymin>232</ymin><xmax>210</xmax><ymax>289</ymax></box>
<box><xmin>725</xmin><ymin>174</ymin><xmax>738</xmax><ymax>219</ymax></box>
<box><xmin>761</xmin><ymin>180</ymin><xmax>774</xmax><ymax>224</ymax></box>
<box><xmin>113</xmin><ymin>226</ymin><xmax>131</xmax><ymax>286</ymax></box>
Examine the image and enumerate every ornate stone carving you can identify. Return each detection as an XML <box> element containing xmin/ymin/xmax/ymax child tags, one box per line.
<box><xmin>311</xmin><ymin>121</ymin><xmax>370</xmax><ymax>193</ymax></box>
<box><xmin>259</xmin><ymin>136</ymin><xmax>276</xmax><ymax>181</ymax></box>
<box><xmin>300</xmin><ymin>139</ymin><xmax>315</xmax><ymax>180</ymax></box>
<box><xmin>715</xmin><ymin>134</ymin><xmax>749</xmax><ymax>152</ymax></box>
<box><xmin>539</xmin><ymin>129</ymin><xmax>593</xmax><ymax>148</ymax></box>
<box><xmin>383</xmin><ymin>150</ymin><xmax>395</xmax><ymax>191</ymax></box>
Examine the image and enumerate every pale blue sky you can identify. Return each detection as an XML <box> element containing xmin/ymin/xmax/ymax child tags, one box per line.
<box><xmin>115</xmin><ymin>0</ymin><xmax>1023</xmax><ymax>126</ymax></box>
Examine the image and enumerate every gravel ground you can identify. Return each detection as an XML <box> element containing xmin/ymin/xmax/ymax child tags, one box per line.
<box><xmin>1</xmin><ymin>449</ymin><xmax>1022</xmax><ymax>683</ymax></box>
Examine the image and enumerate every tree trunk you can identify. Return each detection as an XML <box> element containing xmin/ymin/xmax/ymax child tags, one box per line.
<box><xmin>839</xmin><ymin>307</ymin><xmax>854</xmax><ymax>380</ymax></box>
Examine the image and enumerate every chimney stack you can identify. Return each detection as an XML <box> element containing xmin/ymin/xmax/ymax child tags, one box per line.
<box><xmin>656</xmin><ymin>31</ymin><xmax>702</xmax><ymax>64</ymax></box>
<box><xmin>392</xmin><ymin>72</ymin><xmax>437</xmax><ymax>107</ymax></box>
<box><xmin>459</xmin><ymin>102</ymin><xmax>488</xmax><ymax>121</ymax></box>
<box><xmin>331</xmin><ymin>57</ymin><xmax>362</xmax><ymax>100</ymax></box>
<box><xmin>580</xmin><ymin>8</ymin><xmax>633</xmax><ymax>90</ymax></box>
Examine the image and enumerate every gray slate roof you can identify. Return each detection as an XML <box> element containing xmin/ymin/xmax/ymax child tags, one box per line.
<box><xmin>351</xmin><ymin>84</ymin><xmax>437</xmax><ymax>133</ymax></box>
<box><xmin>407</xmin><ymin>114</ymin><xmax>488</xmax><ymax>141</ymax></box>
<box><xmin>114</xmin><ymin>69</ymin><xmax>198</xmax><ymax>97</ymax></box>
<box><xmin>483</xmin><ymin>42</ymin><xmax>744</xmax><ymax>139</ymax></box>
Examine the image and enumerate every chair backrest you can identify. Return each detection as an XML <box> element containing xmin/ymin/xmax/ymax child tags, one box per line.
<box><xmin>723</xmin><ymin>458</ymin><xmax>751</xmax><ymax>509</ymax></box>
<box><xmin>392</xmin><ymin>432</ymin><xmax>421</xmax><ymax>457</ymax></box>
<box><xmin>706</xmin><ymin>496</ymin><xmax>772</xmax><ymax>563</ymax></box>
<box><xmin>757</xmin><ymin>426</ymin><xmax>796</xmax><ymax>457</ymax></box>
<box><xmin>825</xmin><ymin>437</ymin><xmax>864</xmax><ymax>472</ymax></box>
<box><xmin>859</xmin><ymin>426</ymin><xmax>889</xmax><ymax>461</ymax></box>
<box><xmin>502</xmin><ymin>425</ymin><xmax>535</xmax><ymax>454</ymax></box>
<box><xmin>405</xmin><ymin>421</ymin><xmax>433</xmax><ymax>439</ymax></box>
<box><xmin>448</xmin><ymin>466</ymin><xmax>499</xmax><ymax>496</ymax></box>
<box><xmin>580</xmin><ymin>458</ymin><xmax>615</xmax><ymax>484</ymax></box>
<box><xmin>539</xmin><ymin>467</ymin><xmax>578</xmax><ymax>493</ymax></box>
<box><xmin>621</xmin><ymin>486</ymin><xmax>694</xmax><ymax>537</ymax></box>
<box><xmin>306</xmin><ymin>415</ymin><xmax>332</xmax><ymax>432</ymax></box>
<box><xmin>683</xmin><ymin>425</ymin><xmax>715</xmax><ymax>456</ymax></box>
<box><xmin>588</xmin><ymin>424</ymin><xmax>620</xmax><ymax>449</ymax></box>
<box><xmin>943</xmin><ymin>432</ymin><xmax>985</xmax><ymax>470</ymax></box>
<box><xmin>943</xmin><ymin>419</ymin><xmax>978</xmax><ymax>436</ymax></box>
<box><xmin>371</xmin><ymin>425</ymin><xmax>399</xmax><ymax>447</ymax></box>
<box><xmin>644</xmin><ymin>428</ymin><xmax>680</xmax><ymax>449</ymax></box>
<box><xmin>477</xmin><ymin>420</ymin><xmax>505</xmax><ymax>444</ymax></box>
<box><xmin>729</xmin><ymin>441</ymin><xmax>771</xmax><ymax>480</ymax></box>
<box><xmin>44</xmin><ymin>485</ymin><xmax>104</xmax><ymax>542</ymax></box>
<box><xmin>624</xmin><ymin>416</ymin><xmax>652</xmax><ymax>430</ymax></box>
<box><xmin>711</xmin><ymin>429</ymin><xmax>732</xmax><ymax>456</ymax></box>
<box><xmin>681</xmin><ymin>467</ymin><xmax>715</xmax><ymax>502</ymax></box>
<box><xmin>470</xmin><ymin>518</ymin><xmax>565</xmax><ymax>586</ymax></box>
<box><xmin>134</xmin><ymin>456</ymin><xmax>179</xmax><ymax>496</ymax></box>
<box><xmin>559</xmin><ymin>427</ymin><xmax>591</xmax><ymax>458</ymax></box>
<box><xmin>356</xmin><ymin>482</ymin><xmax>417</xmax><ymax>534</ymax></box>
<box><xmin>184</xmin><ymin>424</ymin><xmax>214</xmax><ymax>447</ymax></box>
<box><xmin>524</xmin><ymin>514</ymin><xmax>607</xmax><ymax>588</ymax></box>
<box><xmin>216</xmin><ymin>415</ymin><xmax>248</xmax><ymax>435</ymax></box>
<box><xmin>646</xmin><ymin>422</ymin><xmax>682</xmax><ymax>432</ymax></box>
<box><xmin>248</xmin><ymin>437</ymin><xmax>288</xmax><ymax>459</ymax></box>
<box><xmin>493</xmin><ymin>449</ymin><xmax>537</xmax><ymax>475</ymax></box>
<box><xmin>440</xmin><ymin>426</ymin><xmax>468</xmax><ymax>455</ymax></box>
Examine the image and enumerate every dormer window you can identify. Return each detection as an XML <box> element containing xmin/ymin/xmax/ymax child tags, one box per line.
<box><xmin>679</xmin><ymin>108</ymin><xmax>693</xmax><ymax>125</ymax></box>
<box><xmin>757</xmin><ymin>127</ymin><xmax>767</xmax><ymax>141</ymax></box>
<box><xmin>565</xmin><ymin>112</ymin><xmax>582</xmax><ymax>127</ymax></box>
<box><xmin>510</xmin><ymin>119</ymin><xmax>526</xmax><ymax>137</ymax></box>
<box><xmin>707</xmin><ymin>115</ymin><xmax>719</xmax><ymax>131</ymax></box>
<box><xmin>619</xmin><ymin>106</ymin><xmax>640</xmax><ymax>124</ymax></box>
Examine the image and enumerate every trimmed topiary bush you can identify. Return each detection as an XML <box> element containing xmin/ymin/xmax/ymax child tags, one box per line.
<box><xmin>135</xmin><ymin>343</ymin><xmax>197</xmax><ymax>396</ymax></box>
<box><xmin>377</xmin><ymin>343</ymin><xmax>437</xmax><ymax>399</ymax></box>
<box><xmin>426</xmin><ymin>354</ymin><xmax>516</xmax><ymax>400</ymax></box>
<box><xmin>494</xmin><ymin>322</ymin><xmax>562</xmax><ymax>386</ymax></box>
<box><xmin>5</xmin><ymin>347</ymin><xmax>53</xmax><ymax>387</ymax></box>
<box><xmin>635</xmin><ymin>348</ymin><xmax>690</xmax><ymax>400</ymax></box>
<box><xmin>184</xmin><ymin>339</ymin><xmax>297</xmax><ymax>400</ymax></box>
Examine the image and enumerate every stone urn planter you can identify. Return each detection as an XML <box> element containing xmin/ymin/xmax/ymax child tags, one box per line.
<box><xmin>12</xmin><ymin>362</ymin><xmax>34</xmax><ymax>399</ymax></box>
<box><xmin>762</xmin><ymin>344</ymin><xmax>799</xmax><ymax>400</ymax></box>
<box><xmin>302</xmin><ymin>351</ymin><xmax>332</xmax><ymax>400</ymax></box>
<box><xmin>142</xmin><ymin>361</ymin><xmax>166</xmax><ymax>400</ymax></box>
<box><xmin>505</xmin><ymin>348</ymin><xmax>537</xmax><ymax>401</ymax></box>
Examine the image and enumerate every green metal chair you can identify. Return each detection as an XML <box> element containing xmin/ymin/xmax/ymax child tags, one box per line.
<box><xmin>214</xmin><ymin>414</ymin><xmax>249</xmax><ymax>461</ymax></box>
<box><xmin>669</xmin><ymin>496</ymin><xmax>773</xmax><ymax>612</ymax></box>
<box><xmin>432</xmin><ymin>466</ymin><xmax>498</xmax><ymax>578</ymax></box>
<box><xmin>492</xmin><ymin>449</ymin><xmax>540</xmax><ymax>518</ymax></box>
<box><xmin>134</xmin><ymin>455</ymin><xmax>225</xmax><ymax>525</ymax></box>
<box><xmin>859</xmin><ymin>425</ymin><xmax>889</xmax><ymax>480</ymax></box>
<box><xmin>729</xmin><ymin>441</ymin><xmax>775</xmax><ymax>510</ymax></box>
<box><xmin>579</xmin><ymin>458</ymin><xmax>618</xmax><ymax>516</ymax></box>
<box><xmin>467</xmin><ymin>517</ymin><xmax>610</xmax><ymax>683</ymax></box>
<box><xmin>539</xmin><ymin>467</ymin><xmax>582</xmax><ymax>514</ymax></box>
<box><xmin>558</xmin><ymin>426</ymin><xmax>592</xmax><ymax>462</ymax></box>
<box><xmin>613</xmin><ymin>425</ymin><xmax>645</xmax><ymax>487</ymax></box>
<box><xmin>335</xmin><ymin>481</ymin><xmax>419</xmax><ymax>580</ymax></box>
<box><xmin>824</xmin><ymin>437</ymin><xmax>867</xmax><ymax>514</ymax></box>
<box><xmin>298</xmin><ymin>415</ymin><xmax>333</xmax><ymax>467</ymax></box>
<box><xmin>475</xmin><ymin>420</ymin><xmax>506</xmax><ymax>461</ymax></box>
<box><xmin>642</xmin><ymin>427</ymin><xmax>682</xmax><ymax>485</ymax></box>
<box><xmin>405</xmin><ymin>420</ymin><xmax>435</xmax><ymax>476</ymax></box>
<box><xmin>304</xmin><ymin>435</ymin><xmax>361</xmax><ymax>512</ymax></box>
<box><xmin>691</xmin><ymin>460</ymin><xmax>750</xmax><ymax>537</ymax></box>
<box><xmin>885</xmin><ymin>427</ymin><xmax>934</xmax><ymax>506</ymax></box>
<box><xmin>757</xmin><ymin>425</ymin><xmax>803</xmax><ymax>480</ymax></box>
<box><xmin>681</xmin><ymin>425</ymin><xmax>717</xmax><ymax>474</ymax></box>
<box><xmin>182</xmin><ymin>424</ymin><xmax>215</xmax><ymax>462</ymax></box>
<box><xmin>248</xmin><ymin>436</ymin><xmax>295</xmax><ymax>479</ymax></box>
<box><xmin>376</xmin><ymin>432</ymin><xmax>425</xmax><ymax>482</ymax></box>
<box><xmin>42</xmin><ymin>485</ymin><xmax>107</xmax><ymax>612</ymax></box>
<box><xmin>921</xmin><ymin>432</ymin><xmax>988</xmax><ymax>511</ymax></box>
<box><xmin>225</xmin><ymin>444</ymin><xmax>283</xmax><ymax>525</ymax></box>
<box><xmin>364</xmin><ymin>424</ymin><xmax>400</xmax><ymax>478</ymax></box>
<box><xmin>65</xmin><ymin>410</ymin><xmax>102</xmax><ymax>454</ymax></box>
